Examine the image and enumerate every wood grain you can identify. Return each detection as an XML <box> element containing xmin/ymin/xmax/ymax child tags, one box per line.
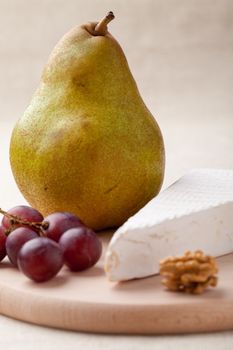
<box><xmin>0</xmin><ymin>233</ymin><xmax>232</xmax><ymax>334</ymax></box>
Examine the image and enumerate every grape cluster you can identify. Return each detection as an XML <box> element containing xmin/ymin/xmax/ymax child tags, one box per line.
<box><xmin>0</xmin><ymin>205</ymin><xmax>102</xmax><ymax>282</ymax></box>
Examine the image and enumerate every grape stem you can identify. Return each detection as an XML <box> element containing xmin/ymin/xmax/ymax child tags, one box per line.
<box><xmin>0</xmin><ymin>208</ymin><xmax>49</xmax><ymax>236</ymax></box>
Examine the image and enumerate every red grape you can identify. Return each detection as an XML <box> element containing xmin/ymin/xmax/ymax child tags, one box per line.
<box><xmin>2</xmin><ymin>205</ymin><xmax>44</xmax><ymax>232</ymax></box>
<box><xmin>18</xmin><ymin>237</ymin><xmax>63</xmax><ymax>282</ymax></box>
<box><xmin>43</xmin><ymin>212</ymin><xmax>84</xmax><ymax>242</ymax></box>
<box><xmin>59</xmin><ymin>227</ymin><xmax>102</xmax><ymax>271</ymax></box>
<box><xmin>6</xmin><ymin>227</ymin><xmax>38</xmax><ymax>266</ymax></box>
<box><xmin>0</xmin><ymin>226</ymin><xmax>6</xmax><ymax>261</ymax></box>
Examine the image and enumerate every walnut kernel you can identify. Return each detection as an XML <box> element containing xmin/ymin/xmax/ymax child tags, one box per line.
<box><xmin>159</xmin><ymin>250</ymin><xmax>218</xmax><ymax>294</ymax></box>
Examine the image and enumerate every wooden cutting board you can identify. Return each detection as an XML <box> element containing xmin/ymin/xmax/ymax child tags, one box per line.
<box><xmin>0</xmin><ymin>231</ymin><xmax>233</xmax><ymax>335</ymax></box>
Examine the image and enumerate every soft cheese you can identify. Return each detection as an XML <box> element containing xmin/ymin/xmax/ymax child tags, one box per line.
<box><xmin>105</xmin><ymin>169</ymin><xmax>233</xmax><ymax>281</ymax></box>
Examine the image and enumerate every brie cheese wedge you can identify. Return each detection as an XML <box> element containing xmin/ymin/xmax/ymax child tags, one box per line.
<box><xmin>105</xmin><ymin>169</ymin><xmax>233</xmax><ymax>281</ymax></box>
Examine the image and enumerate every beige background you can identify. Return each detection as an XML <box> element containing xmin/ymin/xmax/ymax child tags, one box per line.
<box><xmin>0</xmin><ymin>0</ymin><xmax>233</xmax><ymax>348</ymax></box>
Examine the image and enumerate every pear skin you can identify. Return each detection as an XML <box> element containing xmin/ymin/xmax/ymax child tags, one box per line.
<box><xmin>10</xmin><ymin>13</ymin><xmax>165</xmax><ymax>230</ymax></box>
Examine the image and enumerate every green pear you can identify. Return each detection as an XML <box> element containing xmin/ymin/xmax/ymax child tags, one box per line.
<box><xmin>10</xmin><ymin>12</ymin><xmax>165</xmax><ymax>230</ymax></box>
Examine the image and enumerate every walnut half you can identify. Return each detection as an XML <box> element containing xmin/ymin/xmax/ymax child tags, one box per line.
<box><xmin>159</xmin><ymin>250</ymin><xmax>218</xmax><ymax>294</ymax></box>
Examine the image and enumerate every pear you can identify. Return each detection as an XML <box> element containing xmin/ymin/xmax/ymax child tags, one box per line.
<box><xmin>10</xmin><ymin>12</ymin><xmax>165</xmax><ymax>230</ymax></box>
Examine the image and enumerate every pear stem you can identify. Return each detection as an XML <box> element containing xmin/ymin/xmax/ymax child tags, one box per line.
<box><xmin>94</xmin><ymin>11</ymin><xmax>115</xmax><ymax>36</ymax></box>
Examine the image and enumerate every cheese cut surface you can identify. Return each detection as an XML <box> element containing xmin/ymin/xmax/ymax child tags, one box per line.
<box><xmin>105</xmin><ymin>169</ymin><xmax>233</xmax><ymax>281</ymax></box>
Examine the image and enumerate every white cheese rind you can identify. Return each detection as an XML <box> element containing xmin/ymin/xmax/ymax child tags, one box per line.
<box><xmin>105</xmin><ymin>169</ymin><xmax>233</xmax><ymax>281</ymax></box>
